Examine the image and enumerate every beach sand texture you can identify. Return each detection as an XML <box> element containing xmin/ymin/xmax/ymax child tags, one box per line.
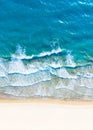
<box><xmin>0</xmin><ymin>99</ymin><xmax>93</xmax><ymax>130</ymax></box>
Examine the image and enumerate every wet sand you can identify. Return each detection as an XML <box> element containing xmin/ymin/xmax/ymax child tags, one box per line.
<box><xmin>0</xmin><ymin>99</ymin><xmax>93</xmax><ymax>130</ymax></box>
<box><xmin>0</xmin><ymin>98</ymin><xmax>93</xmax><ymax>105</ymax></box>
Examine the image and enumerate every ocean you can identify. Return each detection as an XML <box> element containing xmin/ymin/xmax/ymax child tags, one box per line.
<box><xmin>0</xmin><ymin>0</ymin><xmax>93</xmax><ymax>99</ymax></box>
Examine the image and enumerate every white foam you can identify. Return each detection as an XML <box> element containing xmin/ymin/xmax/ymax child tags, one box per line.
<box><xmin>9</xmin><ymin>71</ymin><xmax>51</xmax><ymax>87</ymax></box>
<box><xmin>78</xmin><ymin>1</ymin><xmax>86</xmax><ymax>5</ymax></box>
<box><xmin>49</xmin><ymin>62</ymin><xmax>62</xmax><ymax>68</ymax></box>
<box><xmin>12</xmin><ymin>54</ymin><xmax>34</xmax><ymax>60</ymax></box>
<box><xmin>0</xmin><ymin>58</ymin><xmax>7</xmax><ymax>77</ymax></box>
<box><xmin>28</xmin><ymin>64</ymin><xmax>40</xmax><ymax>73</ymax></box>
<box><xmin>78</xmin><ymin>1</ymin><xmax>93</xmax><ymax>6</ymax></box>
<box><xmin>58</xmin><ymin>68</ymin><xmax>69</xmax><ymax>78</ymax></box>
<box><xmin>12</xmin><ymin>45</ymin><xmax>34</xmax><ymax>60</ymax></box>
<box><xmin>83</xmin><ymin>73</ymin><xmax>93</xmax><ymax>78</ymax></box>
<box><xmin>9</xmin><ymin>45</ymin><xmax>63</xmax><ymax>75</ymax></box>
<box><xmin>8</xmin><ymin>59</ymin><xmax>28</xmax><ymax>74</ymax></box>
<box><xmin>49</xmin><ymin>67</ymin><xmax>77</xmax><ymax>79</ymax></box>
<box><xmin>0</xmin><ymin>69</ymin><xmax>6</xmax><ymax>77</ymax></box>
<box><xmin>39</xmin><ymin>47</ymin><xmax>62</xmax><ymax>57</ymax></box>
<box><xmin>8</xmin><ymin>58</ymin><xmax>48</xmax><ymax>75</ymax></box>
<box><xmin>12</xmin><ymin>45</ymin><xmax>63</xmax><ymax>60</ymax></box>
<box><xmin>66</xmin><ymin>51</ymin><xmax>76</xmax><ymax>67</ymax></box>
<box><xmin>55</xmin><ymin>81</ymin><xmax>75</xmax><ymax>91</ymax></box>
<box><xmin>58</xmin><ymin>20</ymin><xmax>64</xmax><ymax>24</ymax></box>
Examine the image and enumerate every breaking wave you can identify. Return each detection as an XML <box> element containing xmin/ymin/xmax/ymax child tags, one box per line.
<box><xmin>0</xmin><ymin>45</ymin><xmax>93</xmax><ymax>99</ymax></box>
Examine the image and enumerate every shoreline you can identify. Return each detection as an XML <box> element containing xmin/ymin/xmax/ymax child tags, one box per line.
<box><xmin>0</xmin><ymin>98</ymin><xmax>93</xmax><ymax>105</ymax></box>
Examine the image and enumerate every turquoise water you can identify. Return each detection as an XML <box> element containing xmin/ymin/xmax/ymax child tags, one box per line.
<box><xmin>0</xmin><ymin>0</ymin><xmax>93</xmax><ymax>99</ymax></box>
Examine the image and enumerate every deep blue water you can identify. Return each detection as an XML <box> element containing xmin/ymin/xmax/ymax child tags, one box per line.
<box><xmin>0</xmin><ymin>0</ymin><xmax>93</xmax><ymax>99</ymax></box>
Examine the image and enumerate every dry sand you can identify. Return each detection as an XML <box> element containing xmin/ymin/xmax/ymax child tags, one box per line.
<box><xmin>0</xmin><ymin>99</ymin><xmax>93</xmax><ymax>130</ymax></box>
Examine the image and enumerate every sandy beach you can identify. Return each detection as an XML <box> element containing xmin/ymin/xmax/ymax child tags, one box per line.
<box><xmin>0</xmin><ymin>99</ymin><xmax>93</xmax><ymax>130</ymax></box>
